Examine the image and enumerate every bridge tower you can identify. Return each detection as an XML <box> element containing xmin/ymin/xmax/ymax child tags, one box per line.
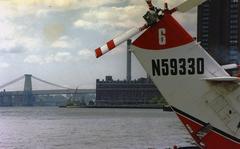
<box><xmin>24</xmin><ymin>74</ymin><xmax>34</xmax><ymax>106</ymax></box>
<box><xmin>24</xmin><ymin>74</ymin><xmax>32</xmax><ymax>91</ymax></box>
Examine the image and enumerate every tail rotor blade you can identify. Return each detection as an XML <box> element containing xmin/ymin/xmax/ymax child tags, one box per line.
<box><xmin>95</xmin><ymin>24</ymin><xmax>148</xmax><ymax>58</ymax></box>
<box><xmin>175</xmin><ymin>0</ymin><xmax>207</xmax><ymax>13</ymax></box>
<box><xmin>145</xmin><ymin>0</ymin><xmax>154</xmax><ymax>10</ymax></box>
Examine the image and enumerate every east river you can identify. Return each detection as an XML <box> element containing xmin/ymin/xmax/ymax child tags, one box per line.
<box><xmin>0</xmin><ymin>107</ymin><xmax>195</xmax><ymax>149</ymax></box>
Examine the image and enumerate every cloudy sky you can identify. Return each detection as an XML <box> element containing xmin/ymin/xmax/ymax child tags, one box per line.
<box><xmin>0</xmin><ymin>0</ymin><xmax>197</xmax><ymax>90</ymax></box>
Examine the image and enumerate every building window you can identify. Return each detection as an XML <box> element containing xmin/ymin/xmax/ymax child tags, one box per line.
<box><xmin>230</xmin><ymin>14</ymin><xmax>238</xmax><ymax>19</ymax></box>
<box><xmin>230</xmin><ymin>25</ymin><xmax>238</xmax><ymax>29</ymax></box>
<box><xmin>230</xmin><ymin>20</ymin><xmax>238</xmax><ymax>24</ymax></box>
<box><xmin>232</xmin><ymin>0</ymin><xmax>238</xmax><ymax>3</ymax></box>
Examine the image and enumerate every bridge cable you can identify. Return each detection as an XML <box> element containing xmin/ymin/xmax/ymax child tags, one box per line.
<box><xmin>0</xmin><ymin>75</ymin><xmax>25</xmax><ymax>90</ymax></box>
<box><xmin>31</xmin><ymin>75</ymin><xmax>71</xmax><ymax>90</ymax></box>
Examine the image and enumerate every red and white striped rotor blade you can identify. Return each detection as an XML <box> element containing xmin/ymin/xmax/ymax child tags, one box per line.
<box><xmin>95</xmin><ymin>24</ymin><xmax>148</xmax><ymax>58</ymax></box>
<box><xmin>145</xmin><ymin>0</ymin><xmax>154</xmax><ymax>10</ymax></box>
<box><xmin>174</xmin><ymin>0</ymin><xmax>207</xmax><ymax>13</ymax></box>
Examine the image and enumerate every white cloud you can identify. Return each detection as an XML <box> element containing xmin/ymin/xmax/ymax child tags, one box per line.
<box><xmin>51</xmin><ymin>36</ymin><xmax>72</xmax><ymax>49</ymax></box>
<box><xmin>3</xmin><ymin>0</ymin><xmax>122</xmax><ymax>12</ymax></box>
<box><xmin>51</xmin><ymin>40</ymin><xmax>70</xmax><ymax>49</ymax></box>
<box><xmin>0</xmin><ymin>21</ymin><xmax>15</xmax><ymax>38</ymax></box>
<box><xmin>20</xmin><ymin>36</ymin><xmax>40</xmax><ymax>51</ymax></box>
<box><xmin>74</xmin><ymin>1</ymin><xmax>197</xmax><ymax>31</ymax></box>
<box><xmin>0</xmin><ymin>34</ymin><xmax>40</xmax><ymax>54</ymax></box>
<box><xmin>0</xmin><ymin>6</ymin><xmax>41</xmax><ymax>54</ymax></box>
<box><xmin>0</xmin><ymin>0</ymin><xmax>137</xmax><ymax>13</ymax></box>
<box><xmin>42</xmin><ymin>23</ymin><xmax>66</xmax><ymax>42</ymax></box>
<box><xmin>24</xmin><ymin>52</ymin><xmax>74</xmax><ymax>64</ymax></box>
<box><xmin>80</xmin><ymin>0</ymin><xmax>121</xmax><ymax>8</ymax></box>
<box><xmin>74</xmin><ymin>5</ymin><xmax>146</xmax><ymax>31</ymax></box>
<box><xmin>24</xmin><ymin>55</ymin><xmax>44</xmax><ymax>64</ymax></box>
<box><xmin>24</xmin><ymin>49</ymin><xmax>94</xmax><ymax>65</ymax></box>
<box><xmin>36</xmin><ymin>9</ymin><xmax>53</xmax><ymax>17</ymax></box>
<box><xmin>0</xmin><ymin>40</ymin><xmax>18</xmax><ymax>52</ymax></box>
<box><xmin>128</xmin><ymin>0</ymin><xmax>185</xmax><ymax>8</ymax></box>
<box><xmin>0</xmin><ymin>62</ymin><xmax>10</xmax><ymax>68</ymax></box>
<box><xmin>9</xmin><ymin>0</ymin><xmax>78</xmax><ymax>8</ymax></box>
<box><xmin>78</xmin><ymin>49</ymin><xmax>92</xmax><ymax>59</ymax></box>
<box><xmin>173</xmin><ymin>8</ymin><xmax>197</xmax><ymax>36</ymax></box>
<box><xmin>47</xmin><ymin>52</ymin><xmax>72</xmax><ymax>63</ymax></box>
<box><xmin>74</xmin><ymin>20</ymin><xmax>93</xmax><ymax>29</ymax></box>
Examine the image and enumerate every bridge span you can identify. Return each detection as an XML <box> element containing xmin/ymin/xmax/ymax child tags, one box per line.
<box><xmin>0</xmin><ymin>74</ymin><xmax>96</xmax><ymax>106</ymax></box>
<box><xmin>4</xmin><ymin>89</ymin><xmax>96</xmax><ymax>96</ymax></box>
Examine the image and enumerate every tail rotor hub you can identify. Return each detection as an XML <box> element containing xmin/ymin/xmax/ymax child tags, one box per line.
<box><xmin>143</xmin><ymin>0</ymin><xmax>164</xmax><ymax>27</ymax></box>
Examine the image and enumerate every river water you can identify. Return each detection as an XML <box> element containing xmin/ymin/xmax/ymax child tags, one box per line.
<box><xmin>0</xmin><ymin>107</ymin><xmax>195</xmax><ymax>149</ymax></box>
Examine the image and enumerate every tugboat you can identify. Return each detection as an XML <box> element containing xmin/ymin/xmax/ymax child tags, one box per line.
<box><xmin>59</xmin><ymin>88</ymin><xmax>86</xmax><ymax>108</ymax></box>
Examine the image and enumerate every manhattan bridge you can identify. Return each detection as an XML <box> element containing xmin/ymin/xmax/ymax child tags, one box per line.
<box><xmin>0</xmin><ymin>74</ymin><xmax>95</xmax><ymax>106</ymax></box>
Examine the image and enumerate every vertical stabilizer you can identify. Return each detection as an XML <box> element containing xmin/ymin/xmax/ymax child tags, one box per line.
<box><xmin>131</xmin><ymin>14</ymin><xmax>240</xmax><ymax>148</ymax></box>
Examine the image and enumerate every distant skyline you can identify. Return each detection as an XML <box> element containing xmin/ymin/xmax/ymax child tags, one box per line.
<box><xmin>0</xmin><ymin>0</ymin><xmax>197</xmax><ymax>90</ymax></box>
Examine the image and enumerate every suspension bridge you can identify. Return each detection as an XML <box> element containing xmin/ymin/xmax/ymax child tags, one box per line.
<box><xmin>0</xmin><ymin>74</ymin><xmax>95</xmax><ymax>106</ymax></box>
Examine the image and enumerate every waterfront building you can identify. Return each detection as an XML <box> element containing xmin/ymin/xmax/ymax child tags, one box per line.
<box><xmin>96</xmin><ymin>76</ymin><xmax>162</xmax><ymax>106</ymax></box>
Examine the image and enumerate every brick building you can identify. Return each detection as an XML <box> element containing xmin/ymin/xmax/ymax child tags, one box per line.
<box><xmin>96</xmin><ymin>76</ymin><xmax>162</xmax><ymax>105</ymax></box>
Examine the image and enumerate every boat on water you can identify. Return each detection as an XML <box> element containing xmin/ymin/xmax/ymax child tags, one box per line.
<box><xmin>59</xmin><ymin>88</ymin><xmax>86</xmax><ymax>108</ymax></box>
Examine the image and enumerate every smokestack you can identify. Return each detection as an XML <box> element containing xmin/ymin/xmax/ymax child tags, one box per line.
<box><xmin>127</xmin><ymin>39</ymin><xmax>132</xmax><ymax>81</ymax></box>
